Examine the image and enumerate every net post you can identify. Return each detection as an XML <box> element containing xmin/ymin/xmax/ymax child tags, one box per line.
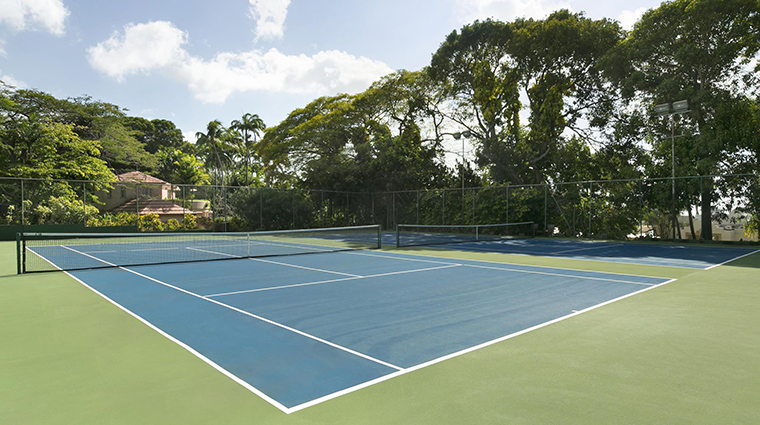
<box><xmin>395</xmin><ymin>224</ymin><xmax>400</xmax><ymax>248</ymax></box>
<box><xmin>475</xmin><ymin>225</ymin><xmax>479</xmax><ymax>241</ymax></box>
<box><xmin>16</xmin><ymin>232</ymin><xmax>22</xmax><ymax>274</ymax></box>
<box><xmin>376</xmin><ymin>225</ymin><xmax>382</xmax><ymax>249</ymax></box>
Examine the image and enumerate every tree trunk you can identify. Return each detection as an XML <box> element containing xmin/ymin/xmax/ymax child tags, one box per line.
<box><xmin>688</xmin><ymin>207</ymin><xmax>696</xmax><ymax>240</ymax></box>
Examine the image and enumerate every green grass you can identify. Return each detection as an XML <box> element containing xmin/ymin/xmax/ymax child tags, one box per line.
<box><xmin>2</xmin><ymin>241</ymin><xmax>759</xmax><ymax>424</ymax></box>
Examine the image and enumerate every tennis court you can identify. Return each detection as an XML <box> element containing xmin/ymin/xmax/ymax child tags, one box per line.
<box><xmin>16</xmin><ymin>226</ymin><xmax>692</xmax><ymax>413</ymax></box>
<box><xmin>391</xmin><ymin>224</ymin><xmax>759</xmax><ymax>269</ymax></box>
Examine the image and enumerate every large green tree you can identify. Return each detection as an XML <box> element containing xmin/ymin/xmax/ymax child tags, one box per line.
<box><xmin>429</xmin><ymin>12</ymin><xmax>623</xmax><ymax>185</ymax></box>
<box><xmin>609</xmin><ymin>0</ymin><xmax>760</xmax><ymax>237</ymax></box>
<box><xmin>2</xmin><ymin>89</ymin><xmax>156</xmax><ymax>172</ymax></box>
<box><xmin>124</xmin><ymin>117</ymin><xmax>188</xmax><ymax>154</ymax></box>
<box><xmin>257</xmin><ymin>71</ymin><xmax>447</xmax><ymax>192</ymax></box>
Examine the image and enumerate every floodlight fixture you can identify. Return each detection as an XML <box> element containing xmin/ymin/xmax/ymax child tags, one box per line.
<box><xmin>672</xmin><ymin>99</ymin><xmax>689</xmax><ymax>113</ymax></box>
<box><xmin>654</xmin><ymin>103</ymin><xmax>670</xmax><ymax>116</ymax></box>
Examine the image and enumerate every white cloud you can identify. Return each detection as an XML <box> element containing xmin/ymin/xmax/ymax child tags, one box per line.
<box><xmin>86</xmin><ymin>21</ymin><xmax>188</xmax><ymax>82</ymax></box>
<box><xmin>182</xmin><ymin>130</ymin><xmax>198</xmax><ymax>143</ymax></box>
<box><xmin>0</xmin><ymin>0</ymin><xmax>69</xmax><ymax>36</ymax></box>
<box><xmin>1</xmin><ymin>71</ymin><xmax>28</xmax><ymax>88</ymax></box>
<box><xmin>617</xmin><ymin>7</ymin><xmax>648</xmax><ymax>31</ymax></box>
<box><xmin>455</xmin><ymin>0</ymin><xmax>571</xmax><ymax>23</ymax></box>
<box><xmin>87</xmin><ymin>21</ymin><xmax>394</xmax><ymax>103</ymax></box>
<box><xmin>248</xmin><ymin>0</ymin><xmax>290</xmax><ymax>41</ymax></box>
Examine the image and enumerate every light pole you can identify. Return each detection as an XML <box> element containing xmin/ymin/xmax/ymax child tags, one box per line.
<box><xmin>654</xmin><ymin>100</ymin><xmax>690</xmax><ymax>239</ymax></box>
<box><xmin>451</xmin><ymin>130</ymin><xmax>472</xmax><ymax>223</ymax></box>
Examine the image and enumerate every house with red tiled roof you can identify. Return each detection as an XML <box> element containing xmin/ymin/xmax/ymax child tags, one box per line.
<box><xmin>97</xmin><ymin>172</ymin><xmax>202</xmax><ymax>222</ymax></box>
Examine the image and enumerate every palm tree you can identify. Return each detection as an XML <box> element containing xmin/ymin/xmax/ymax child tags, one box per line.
<box><xmin>195</xmin><ymin>120</ymin><xmax>227</xmax><ymax>186</ymax></box>
<box><xmin>230</xmin><ymin>113</ymin><xmax>266</xmax><ymax>186</ymax></box>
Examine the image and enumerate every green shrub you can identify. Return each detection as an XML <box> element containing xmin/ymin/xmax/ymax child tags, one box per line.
<box><xmin>32</xmin><ymin>196</ymin><xmax>99</xmax><ymax>225</ymax></box>
<box><xmin>138</xmin><ymin>213</ymin><xmax>165</xmax><ymax>232</ymax></box>
<box><xmin>165</xmin><ymin>219</ymin><xmax>182</xmax><ymax>231</ymax></box>
<box><xmin>182</xmin><ymin>214</ymin><xmax>197</xmax><ymax>230</ymax></box>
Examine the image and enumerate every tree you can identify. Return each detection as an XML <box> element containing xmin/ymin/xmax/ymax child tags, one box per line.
<box><xmin>156</xmin><ymin>148</ymin><xmax>210</xmax><ymax>185</ymax></box>
<box><xmin>195</xmin><ymin>120</ymin><xmax>234</xmax><ymax>185</ymax></box>
<box><xmin>230</xmin><ymin>113</ymin><xmax>266</xmax><ymax>186</ymax></box>
<box><xmin>124</xmin><ymin>117</ymin><xmax>188</xmax><ymax>154</ymax></box>
<box><xmin>610</xmin><ymin>0</ymin><xmax>760</xmax><ymax>237</ymax></box>
<box><xmin>257</xmin><ymin>71</ymin><xmax>448</xmax><ymax>192</ymax></box>
<box><xmin>3</xmin><ymin>89</ymin><xmax>156</xmax><ymax>172</ymax></box>
<box><xmin>429</xmin><ymin>12</ymin><xmax>623</xmax><ymax>185</ymax></box>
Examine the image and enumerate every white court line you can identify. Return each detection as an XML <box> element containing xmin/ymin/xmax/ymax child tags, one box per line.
<box><xmin>705</xmin><ymin>249</ymin><xmax>760</xmax><ymax>270</ymax></box>
<box><xmin>186</xmin><ymin>246</ymin><xmax>242</xmax><ymax>258</ymax></box>
<box><xmin>550</xmin><ymin>243</ymin><xmax>624</xmax><ymax>255</ymax></box>
<box><xmin>60</xmin><ymin>245</ymin><xmax>404</xmax><ymax>376</ymax></box>
<box><xmin>250</xmin><ymin>257</ymin><xmax>360</xmax><ymax>277</ymax></box>
<box><xmin>206</xmin><ymin>264</ymin><xmax>463</xmax><ymax>298</ymax></box>
<box><xmin>362</xmin><ymin>249</ymin><xmax>674</xmax><ymax>280</ymax></box>
<box><xmin>285</xmin><ymin>277</ymin><xmax>679</xmax><ymax>413</ymax></box>
<box><xmin>461</xmin><ymin>263</ymin><xmax>656</xmax><ymax>286</ymax></box>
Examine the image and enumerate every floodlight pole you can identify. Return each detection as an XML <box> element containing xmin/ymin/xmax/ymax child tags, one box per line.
<box><xmin>654</xmin><ymin>100</ymin><xmax>689</xmax><ymax>240</ymax></box>
<box><xmin>444</xmin><ymin>130</ymin><xmax>472</xmax><ymax>224</ymax></box>
<box><xmin>671</xmin><ymin>117</ymin><xmax>676</xmax><ymax>239</ymax></box>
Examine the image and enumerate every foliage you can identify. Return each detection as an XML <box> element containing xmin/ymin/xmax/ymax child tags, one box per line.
<box><xmin>165</xmin><ymin>219</ymin><xmax>182</xmax><ymax>231</ymax></box>
<box><xmin>429</xmin><ymin>12</ymin><xmax>623</xmax><ymax>185</ymax></box>
<box><xmin>230</xmin><ymin>113</ymin><xmax>266</xmax><ymax>186</ymax></box>
<box><xmin>30</xmin><ymin>195</ymin><xmax>100</xmax><ymax>225</ymax></box>
<box><xmin>156</xmin><ymin>148</ymin><xmax>210</xmax><ymax>185</ymax></box>
<box><xmin>87</xmin><ymin>212</ymin><xmax>138</xmax><ymax>227</ymax></box>
<box><xmin>182</xmin><ymin>213</ymin><xmax>197</xmax><ymax>230</ymax></box>
<box><xmin>138</xmin><ymin>213</ymin><xmax>165</xmax><ymax>232</ymax></box>
<box><xmin>123</xmin><ymin>117</ymin><xmax>189</xmax><ymax>154</ymax></box>
<box><xmin>257</xmin><ymin>71</ymin><xmax>448</xmax><ymax>192</ymax></box>
<box><xmin>228</xmin><ymin>188</ymin><xmax>318</xmax><ymax>230</ymax></box>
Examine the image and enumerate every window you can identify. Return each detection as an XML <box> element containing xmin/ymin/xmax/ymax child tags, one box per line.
<box><xmin>120</xmin><ymin>187</ymin><xmax>127</xmax><ymax>198</ymax></box>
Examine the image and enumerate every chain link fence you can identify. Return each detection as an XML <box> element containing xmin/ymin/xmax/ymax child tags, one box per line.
<box><xmin>1</xmin><ymin>174</ymin><xmax>758</xmax><ymax>242</ymax></box>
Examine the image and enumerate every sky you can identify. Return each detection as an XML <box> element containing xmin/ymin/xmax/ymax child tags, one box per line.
<box><xmin>0</xmin><ymin>0</ymin><xmax>664</xmax><ymax>148</ymax></box>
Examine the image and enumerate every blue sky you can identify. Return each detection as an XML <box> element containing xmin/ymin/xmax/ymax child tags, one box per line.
<box><xmin>1</xmin><ymin>0</ymin><xmax>663</xmax><ymax>144</ymax></box>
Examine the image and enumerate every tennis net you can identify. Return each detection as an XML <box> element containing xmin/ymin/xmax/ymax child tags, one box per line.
<box><xmin>18</xmin><ymin>225</ymin><xmax>382</xmax><ymax>273</ymax></box>
<box><xmin>395</xmin><ymin>222</ymin><xmax>535</xmax><ymax>247</ymax></box>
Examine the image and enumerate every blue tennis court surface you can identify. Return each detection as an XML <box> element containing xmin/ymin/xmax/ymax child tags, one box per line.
<box><xmin>36</xmin><ymin>242</ymin><xmax>682</xmax><ymax>414</ymax></box>
<box><xmin>383</xmin><ymin>233</ymin><xmax>758</xmax><ymax>269</ymax></box>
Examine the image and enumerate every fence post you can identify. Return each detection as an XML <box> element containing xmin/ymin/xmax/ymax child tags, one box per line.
<box><xmin>20</xmin><ymin>179</ymin><xmax>24</xmax><ymax>225</ymax></box>
<box><xmin>588</xmin><ymin>182</ymin><xmax>592</xmax><ymax>238</ymax></box>
<box><xmin>260</xmin><ymin>188</ymin><xmax>264</xmax><ymax>229</ymax></box>
<box><xmin>83</xmin><ymin>182</ymin><xmax>87</xmax><ymax>226</ymax></box>
<box><xmin>292</xmin><ymin>189</ymin><xmax>295</xmax><ymax>229</ymax></box>
<box><xmin>472</xmin><ymin>188</ymin><xmax>475</xmax><ymax>225</ymax></box>
<box><xmin>442</xmin><ymin>190</ymin><xmax>445</xmax><ymax>225</ymax></box>
<box><xmin>416</xmin><ymin>191</ymin><xmax>419</xmax><ymax>225</ymax></box>
<box><xmin>505</xmin><ymin>186</ymin><xmax>509</xmax><ymax>226</ymax></box>
<box><xmin>544</xmin><ymin>184</ymin><xmax>548</xmax><ymax>236</ymax></box>
<box><xmin>136</xmin><ymin>183</ymin><xmax>140</xmax><ymax>226</ymax></box>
